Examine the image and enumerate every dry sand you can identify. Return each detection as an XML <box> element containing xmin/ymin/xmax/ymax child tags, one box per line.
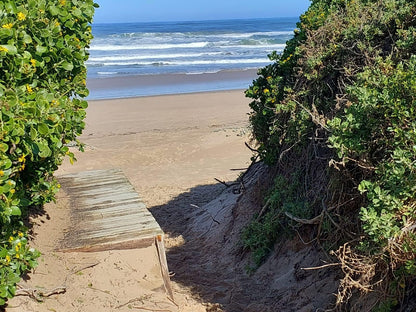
<box><xmin>6</xmin><ymin>90</ymin><xmax>253</xmax><ymax>312</ymax></box>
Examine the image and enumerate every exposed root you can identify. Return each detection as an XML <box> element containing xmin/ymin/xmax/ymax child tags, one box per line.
<box><xmin>331</xmin><ymin>244</ymin><xmax>387</xmax><ymax>308</ymax></box>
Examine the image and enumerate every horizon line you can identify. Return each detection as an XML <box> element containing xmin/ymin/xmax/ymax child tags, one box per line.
<box><xmin>92</xmin><ymin>16</ymin><xmax>300</xmax><ymax>25</ymax></box>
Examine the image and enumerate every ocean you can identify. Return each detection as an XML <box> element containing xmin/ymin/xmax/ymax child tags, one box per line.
<box><xmin>86</xmin><ymin>17</ymin><xmax>298</xmax><ymax>99</ymax></box>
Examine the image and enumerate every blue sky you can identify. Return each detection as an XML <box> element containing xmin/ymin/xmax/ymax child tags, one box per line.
<box><xmin>93</xmin><ymin>0</ymin><xmax>311</xmax><ymax>23</ymax></box>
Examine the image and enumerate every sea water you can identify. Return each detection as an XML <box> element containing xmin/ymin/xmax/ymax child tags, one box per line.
<box><xmin>87</xmin><ymin>17</ymin><xmax>298</xmax><ymax>98</ymax></box>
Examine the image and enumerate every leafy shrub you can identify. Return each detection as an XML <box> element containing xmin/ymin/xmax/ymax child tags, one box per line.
<box><xmin>245</xmin><ymin>0</ymin><xmax>416</xmax><ymax>308</ymax></box>
<box><xmin>0</xmin><ymin>0</ymin><xmax>97</xmax><ymax>305</ymax></box>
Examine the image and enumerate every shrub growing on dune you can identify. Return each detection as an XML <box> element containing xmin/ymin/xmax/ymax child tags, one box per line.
<box><xmin>0</xmin><ymin>0</ymin><xmax>97</xmax><ymax>305</ymax></box>
<box><xmin>245</xmin><ymin>0</ymin><xmax>416</xmax><ymax>309</ymax></box>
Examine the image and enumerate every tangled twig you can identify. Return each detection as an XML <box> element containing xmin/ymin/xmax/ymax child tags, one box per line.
<box><xmin>15</xmin><ymin>286</ymin><xmax>66</xmax><ymax>302</ymax></box>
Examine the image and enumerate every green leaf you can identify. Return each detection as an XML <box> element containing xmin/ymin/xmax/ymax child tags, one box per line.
<box><xmin>0</xmin><ymin>248</ymin><xmax>7</xmax><ymax>257</ymax></box>
<box><xmin>36</xmin><ymin>45</ymin><xmax>48</xmax><ymax>54</ymax></box>
<box><xmin>0</xmin><ymin>143</ymin><xmax>8</xmax><ymax>153</ymax></box>
<box><xmin>23</xmin><ymin>34</ymin><xmax>32</xmax><ymax>44</ymax></box>
<box><xmin>2</xmin><ymin>159</ymin><xmax>12</xmax><ymax>169</ymax></box>
<box><xmin>61</xmin><ymin>61</ymin><xmax>74</xmax><ymax>71</ymax></box>
<box><xmin>79</xmin><ymin>101</ymin><xmax>88</xmax><ymax>109</ymax></box>
<box><xmin>37</xmin><ymin>142</ymin><xmax>52</xmax><ymax>158</ymax></box>
<box><xmin>38</xmin><ymin>123</ymin><xmax>49</xmax><ymax>135</ymax></box>
<box><xmin>49</xmin><ymin>5</ymin><xmax>59</xmax><ymax>16</ymax></box>
<box><xmin>30</xmin><ymin>127</ymin><xmax>37</xmax><ymax>140</ymax></box>
<box><xmin>10</xmin><ymin>206</ymin><xmax>21</xmax><ymax>216</ymax></box>
<box><xmin>0</xmin><ymin>45</ymin><xmax>17</xmax><ymax>55</ymax></box>
<box><xmin>0</xmin><ymin>28</ymin><xmax>13</xmax><ymax>38</ymax></box>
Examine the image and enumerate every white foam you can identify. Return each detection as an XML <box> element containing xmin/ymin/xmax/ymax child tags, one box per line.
<box><xmin>89</xmin><ymin>42</ymin><xmax>210</xmax><ymax>51</ymax></box>
<box><xmin>87</xmin><ymin>52</ymin><xmax>224</xmax><ymax>62</ymax></box>
<box><xmin>97</xmin><ymin>71</ymin><xmax>119</xmax><ymax>75</ymax></box>
<box><xmin>95</xmin><ymin>58</ymin><xmax>271</xmax><ymax>67</ymax></box>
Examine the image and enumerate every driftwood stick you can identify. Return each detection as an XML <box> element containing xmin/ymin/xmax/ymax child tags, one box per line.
<box><xmin>116</xmin><ymin>297</ymin><xmax>148</xmax><ymax>309</ymax></box>
<box><xmin>285</xmin><ymin>211</ymin><xmax>322</xmax><ymax>225</ymax></box>
<box><xmin>132</xmin><ymin>307</ymin><xmax>172</xmax><ymax>312</ymax></box>
<box><xmin>71</xmin><ymin>262</ymin><xmax>100</xmax><ymax>275</ymax></box>
<box><xmin>301</xmin><ymin>263</ymin><xmax>341</xmax><ymax>271</ymax></box>
<box><xmin>256</xmin><ymin>198</ymin><xmax>272</xmax><ymax>221</ymax></box>
<box><xmin>15</xmin><ymin>286</ymin><xmax>66</xmax><ymax>301</ymax></box>
<box><xmin>214</xmin><ymin>178</ymin><xmax>239</xmax><ymax>187</ymax></box>
<box><xmin>245</xmin><ymin>141</ymin><xmax>259</xmax><ymax>153</ymax></box>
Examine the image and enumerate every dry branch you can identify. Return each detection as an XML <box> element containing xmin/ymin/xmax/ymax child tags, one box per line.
<box><xmin>244</xmin><ymin>141</ymin><xmax>259</xmax><ymax>153</ymax></box>
<box><xmin>285</xmin><ymin>211</ymin><xmax>322</xmax><ymax>225</ymax></box>
<box><xmin>132</xmin><ymin>307</ymin><xmax>172</xmax><ymax>312</ymax></box>
<box><xmin>15</xmin><ymin>286</ymin><xmax>66</xmax><ymax>302</ymax></box>
<box><xmin>214</xmin><ymin>178</ymin><xmax>239</xmax><ymax>188</ymax></box>
<box><xmin>302</xmin><ymin>263</ymin><xmax>341</xmax><ymax>270</ymax></box>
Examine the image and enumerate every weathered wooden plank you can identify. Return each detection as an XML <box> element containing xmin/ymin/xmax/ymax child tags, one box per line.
<box><xmin>155</xmin><ymin>235</ymin><xmax>174</xmax><ymax>301</ymax></box>
<box><xmin>58</xmin><ymin>169</ymin><xmax>164</xmax><ymax>252</ymax></box>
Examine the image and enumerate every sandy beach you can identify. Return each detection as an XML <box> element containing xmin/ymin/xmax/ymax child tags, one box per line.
<box><xmin>62</xmin><ymin>89</ymin><xmax>253</xmax><ymax>205</ymax></box>
<box><xmin>6</xmin><ymin>89</ymin><xmax>253</xmax><ymax>312</ymax></box>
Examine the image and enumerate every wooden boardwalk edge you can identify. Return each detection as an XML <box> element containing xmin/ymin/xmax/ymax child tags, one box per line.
<box><xmin>56</xmin><ymin>169</ymin><xmax>174</xmax><ymax>300</ymax></box>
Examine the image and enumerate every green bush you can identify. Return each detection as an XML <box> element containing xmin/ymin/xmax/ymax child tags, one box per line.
<box><xmin>245</xmin><ymin>0</ymin><xmax>416</xmax><ymax>307</ymax></box>
<box><xmin>0</xmin><ymin>0</ymin><xmax>96</xmax><ymax>305</ymax></box>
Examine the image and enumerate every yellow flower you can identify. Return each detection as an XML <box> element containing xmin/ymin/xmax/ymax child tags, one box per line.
<box><xmin>15</xmin><ymin>245</ymin><xmax>19</xmax><ymax>252</ymax></box>
<box><xmin>263</xmin><ymin>89</ymin><xmax>270</xmax><ymax>94</ymax></box>
<box><xmin>30</xmin><ymin>59</ymin><xmax>36</xmax><ymax>67</ymax></box>
<box><xmin>10</xmin><ymin>189</ymin><xmax>15</xmax><ymax>194</ymax></box>
<box><xmin>18</xmin><ymin>155</ymin><xmax>26</xmax><ymax>163</ymax></box>
<box><xmin>5</xmin><ymin>255</ymin><xmax>11</xmax><ymax>263</ymax></box>
<box><xmin>54</xmin><ymin>20</ymin><xmax>60</xmax><ymax>27</ymax></box>
<box><xmin>57</xmin><ymin>184</ymin><xmax>61</xmax><ymax>189</ymax></box>
<box><xmin>17</xmin><ymin>12</ymin><xmax>26</xmax><ymax>21</ymax></box>
<box><xmin>0</xmin><ymin>170</ymin><xmax>4</xmax><ymax>177</ymax></box>
<box><xmin>15</xmin><ymin>253</ymin><xmax>20</xmax><ymax>259</ymax></box>
<box><xmin>26</xmin><ymin>84</ymin><xmax>33</xmax><ymax>93</ymax></box>
<box><xmin>7</xmin><ymin>181</ymin><xmax>13</xmax><ymax>186</ymax></box>
<box><xmin>19</xmin><ymin>164</ymin><xmax>25</xmax><ymax>171</ymax></box>
<box><xmin>18</xmin><ymin>232</ymin><xmax>23</xmax><ymax>238</ymax></box>
<box><xmin>9</xmin><ymin>236</ymin><xmax>14</xmax><ymax>242</ymax></box>
<box><xmin>2</xmin><ymin>23</ymin><xmax>13</xmax><ymax>29</ymax></box>
<box><xmin>60</xmin><ymin>0</ymin><xmax>66</xmax><ymax>5</ymax></box>
<box><xmin>0</xmin><ymin>46</ymin><xmax>8</xmax><ymax>53</ymax></box>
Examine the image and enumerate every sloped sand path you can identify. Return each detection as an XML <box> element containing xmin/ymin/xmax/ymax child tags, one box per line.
<box><xmin>6</xmin><ymin>90</ymin><xmax>252</xmax><ymax>312</ymax></box>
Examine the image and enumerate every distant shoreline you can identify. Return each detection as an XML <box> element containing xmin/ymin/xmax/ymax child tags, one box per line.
<box><xmin>86</xmin><ymin>68</ymin><xmax>259</xmax><ymax>100</ymax></box>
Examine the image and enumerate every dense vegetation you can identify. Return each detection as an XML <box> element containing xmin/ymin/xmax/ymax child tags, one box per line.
<box><xmin>0</xmin><ymin>0</ymin><xmax>96</xmax><ymax>305</ymax></box>
<box><xmin>245</xmin><ymin>0</ymin><xmax>416</xmax><ymax>309</ymax></box>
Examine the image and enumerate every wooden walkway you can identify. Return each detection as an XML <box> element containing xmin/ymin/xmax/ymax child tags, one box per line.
<box><xmin>58</xmin><ymin>169</ymin><xmax>164</xmax><ymax>252</ymax></box>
